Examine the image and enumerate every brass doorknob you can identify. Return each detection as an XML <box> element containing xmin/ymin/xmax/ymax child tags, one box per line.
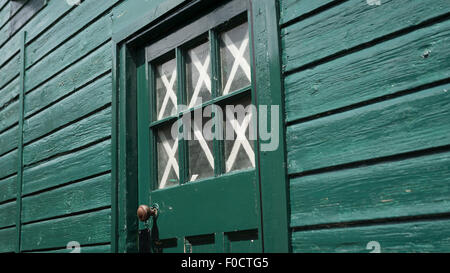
<box><xmin>137</xmin><ymin>205</ymin><xmax>157</xmax><ymax>222</ymax></box>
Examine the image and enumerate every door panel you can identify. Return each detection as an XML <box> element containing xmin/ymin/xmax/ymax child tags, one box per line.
<box><xmin>150</xmin><ymin>170</ymin><xmax>258</xmax><ymax>239</ymax></box>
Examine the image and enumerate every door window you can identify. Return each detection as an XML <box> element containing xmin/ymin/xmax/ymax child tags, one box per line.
<box><xmin>148</xmin><ymin>15</ymin><xmax>255</xmax><ymax>190</ymax></box>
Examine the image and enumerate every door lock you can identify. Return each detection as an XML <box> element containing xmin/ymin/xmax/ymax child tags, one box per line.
<box><xmin>137</xmin><ymin>204</ymin><xmax>158</xmax><ymax>222</ymax></box>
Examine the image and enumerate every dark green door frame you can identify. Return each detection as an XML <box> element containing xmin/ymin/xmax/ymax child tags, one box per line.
<box><xmin>249</xmin><ymin>0</ymin><xmax>290</xmax><ymax>253</ymax></box>
<box><xmin>111</xmin><ymin>0</ymin><xmax>289</xmax><ymax>253</ymax></box>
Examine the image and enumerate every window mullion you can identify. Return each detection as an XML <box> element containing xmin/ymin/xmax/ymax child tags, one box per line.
<box><xmin>148</xmin><ymin>63</ymin><xmax>159</xmax><ymax>190</ymax></box>
<box><xmin>176</xmin><ymin>47</ymin><xmax>189</xmax><ymax>185</ymax></box>
<box><xmin>210</xmin><ymin>29</ymin><xmax>224</xmax><ymax>176</ymax></box>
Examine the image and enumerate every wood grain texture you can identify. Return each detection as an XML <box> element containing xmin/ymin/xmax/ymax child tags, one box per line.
<box><xmin>0</xmin><ymin>149</ymin><xmax>17</xmax><ymax>179</ymax></box>
<box><xmin>22</xmin><ymin>173</ymin><xmax>111</xmax><ymax>223</ymax></box>
<box><xmin>0</xmin><ymin>0</ymin><xmax>119</xmax><ymax>253</ymax></box>
<box><xmin>0</xmin><ymin>2</ymin><xmax>10</xmax><ymax>31</ymax></box>
<box><xmin>0</xmin><ymin>99</ymin><xmax>18</xmax><ymax>133</ymax></box>
<box><xmin>290</xmin><ymin>152</ymin><xmax>450</xmax><ymax>228</ymax></box>
<box><xmin>25</xmin><ymin>41</ymin><xmax>112</xmax><ymax>117</ymax></box>
<box><xmin>292</xmin><ymin>219</ymin><xmax>450</xmax><ymax>253</ymax></box>
<box><xmin>25</xmin><ymin>13</ymin><xmax>112</xmax><ymax>92</ymax></box>
<box><xmin>279</xmin><ymin>0</ymin><xmax>340</xmax><ymax>25</ymax></box>
<box><xmin>19</xmin><ymin>0</ymin><xmax>71</xmax><ymax>42</ymax></box>
<box><xmin>0</xmin><ymin>125</ymin><xmax>18</xmax><ymax>156</ymax></box>
<box><xmin>26</xmin><ymin>0</ymin><xmax>119</xmax><ymax>68</ymax></box>
<box><xmin>281</xmin><ymin>0</ymin><xmax>450</xmax><ymax>72</ymax></box>
<box><xmin>249</xmin><ymin>0</ymin><xmax>290</xmax><ymax>252</ymax></box>
<box><xmin>0</xmin><ymin>77</ymin><xmax>19</xmax><ymax>110</ymax></box>
<box><xmin>287</xmin><ymin>84</ymin><xmax>450</xmax><ymax>174</ymax></box>
<box><xmin>21</xmin><ymin>208</ymin><xmax>111</xmax><ymax>251</ymax></box>
<box><xmin>9</xmin><ymin>0</ymin><xmax>47</xmax><ymax>37</ymax></box>
<box><xmin>285</xmin><ymin>20</ymin><xmax>450</xmax><ymax>122</ymax></box>
<box><xmin>0</xmin><ymin>3</ymin><xmax>16</xmax><ymax>47</ymax></box>
<box><xmin>0</xmin><ymin>175</ymin><xmax>16</xmax><ymax>203</ymax></box>
<box><xmin>0</xmin><ymin>53</ymin><xmax>19</xmax><ymax>90</ymax></box>
<box><xmin>0</xmin><ymin>37</ymin><xmax>20</xmax><ymax>70</ymax></box>
<box><xmin>22</xmin><ymin>139</ymin><xmax>111</xmax><ymax>195</ymax></box>
<box><xmin>0</xmin><ymin>200</ymin><xmax>15</xmax><ymax>228</ymax></box>
<box><xmin>0</xmin><ymin>227</ymin><xmax>16</xmax><ymax>253</ymax></box>
<box><xmin>0</xmin><ymin>0</ymin><xmax>72</xmax><ymax>67</ymax></box>
<box><xmin>23</xmin><ymin>73</ymin><xmax>112</xmax><ymax>144</ymax></box>
<box><xmin>24</xmin><ymin>107</ymin><xmax>112</xmax><ymax>166</ymax></box>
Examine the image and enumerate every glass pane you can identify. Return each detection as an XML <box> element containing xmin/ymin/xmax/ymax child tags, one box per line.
<box><xmin>186</xmin><ymin>110</ymin><xmax>215</xmax><ymax>181</ymax></box>
<box><xmin>220</xmin><ymin>22</ymin><xmax>251</xmax><ymax>96</ymax></box>
<box><xmin>155</xmin><ymin>58</ymin><xmax>177</xmax><ymax>120</ymax></box>
<box><xmin>156</xmin><ymin>122</ymin><xmax>179</xmax><ymax>189</ymax></box>
<box><xmin>186</xmin><ymin>42</ymin><xmax>211</xmax><ymax>108</ymax></box>
<box><xmin>223</xmin><ymin>97</ymin><xmax>255</xmax><ymax>173</ymax></box>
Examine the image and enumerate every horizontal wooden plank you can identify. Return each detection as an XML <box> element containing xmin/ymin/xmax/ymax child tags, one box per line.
<box><xmin>292</xmin><ymin>218</ymin><xmax>450</xmax><ymax>253</ymax></box>
<box><xmin>33</xmin><ymin>244</ymin><xmax>111</xmax><ymax>253</ymax></box>
<box><xmin>25</xmin><ymin>13</ymin><xmax>112</xmax><ymax>92</ymax></box>
<box><xmin>25</xmin><ymin>41</ymin><xmax>112</xmax><ymax>117</ymax></box>
<box><xmin>0</xmin><ymin>39</ymin><xmax>19</xmax><ymax>71</ymax></box>
<box><xmin>22</xmin><ymin>139</ymin><xmax>111</xmax><ymax>195</ymax></box>
<box><xmin>0</xmin><ymin>77</ymin><xmax>19</xmax><ymax>110</ymax></box>
<box><xmin>0</xmin><ymin>34</ymin><xmax>20</xmax><ymax>69</ymax></box>
<box><xmin>0</xmin><ymin>200</ymin><xmax>15</xmax><ymax>228</ymax></box>
<box><xmin>22</xmin><ymin>173</ymin><xmax>111</xmax><ymax>223</ymax></box>
<box><xmin>285</xmin><ymin>19</ymin><xmax>450</xmax><ymax>122</ymax></box>
<box><xmin>23</xmin><ymin>73</ymin><xmax>112</xmax><ymax>144</ymax></box>
<box><xmin>287</xmin><ymin>83</ymin><xmax>450</xmax><ymax>174</ymax></box>
<box><xmin>0</xmin><ymin>149</ymin><xmax>17</xmax><ymax>179</ymax></box>
<box><xmin>282</xmin><ymin>0</ymin><xmax>450</xmax><ymax>72</ymax></box>
<box><xmin>9</xmin><ymin>0</ymin><xmax>26</xmax><ymax>17</ymax></box>
<box><xmin>290</xmin><ymin>152</ymin><xmax>450</xmax><ymax>228</ymax></box>
<box><xmin>9</xmin><ymin>0</ymin><xmax>46</xmax><ymax>37</ymax></box>
<box><xmin>0</xmin><ymin>0</ymin><xmax>8</xmax><ymax>11</ymax></box>
<box><xmin>0</xmin><ymin>3</ymin><xmax>16</xmax><ymax>47</ymax></box>
<box><xmin>0</xmin><ymin>0</ymin><xmax>72</xmax><ymax>67</ymax></box>
<box><xmin>0</xmin><ymin>174</ymin><xmax>16</xmax><ymax>203</ymax></box>
<box><xmin>26</xmin><ymin>0</ymin><xmax>118</xmax><ymax>68</ymax></box>
<box><xmin>0</xmin><ymin>99</ymin><xmax>18</xmax><ymax>133</ymax></box>
<box><xmin>21</xmin><ymin>0</ymin><xmax>71</xmax><ymax>43</ymax></box>
<box><xmin>21</xmin><ymin>209</ymin><xmax>111</xmax><ymax>251</ymax></box>
<box><xmin>0</xmin><ymin>53</ymin><xmax>19</xmax><ymax>90</ymax></box>
<box><xmin>0</xmin><ymin>125</ymin><xmax>18</xmax><ymax>156</ymax></box>
<box><xmin>279</xmin><ymin>0</ymin><xmax>339</xmax><ymax>25</ymax></box>
<box><xmin>0</xmin><ymin>227</ymin><xmax>16</xmax><ymax>253</ymax></box>
<box><xmin>24</xmin><ymin>107</ymin><xmax>112</xmax><ymax>166</ymax></box>
<box><xmin>0</xmin><ymin>1</ymin><xmax>10</xmax><ymax>29</ymax></box>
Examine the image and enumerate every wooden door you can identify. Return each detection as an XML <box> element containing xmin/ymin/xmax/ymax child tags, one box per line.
<box><xmin>137</xmin><ymin>0</ymin><xmax>263</xmax><ymax>253</ymax></box>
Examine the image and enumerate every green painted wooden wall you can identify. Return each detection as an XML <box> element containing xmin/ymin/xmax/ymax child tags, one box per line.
<box><xmin>280</xmin><ymin>0</ymin><xmax>450</xmax><ymax>252</ymax></box>
<box><xmin>0</xmin><ymin>0</ymin><xmax>186</xmax><ymax>254</ymax></box>
<box><xmin>0</xmin><ymin>0</ymin><xmax>449</xmax><ymax>253</ymax></box>
<box><xmin>0</xmin><ymin>0</ymin><xmax>125</xmax><ymax>253</ymax></box>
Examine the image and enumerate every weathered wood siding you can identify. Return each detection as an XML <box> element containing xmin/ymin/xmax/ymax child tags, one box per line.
<box><xmin>280</xmin><ymin>0</ymin><xmax>450</xmax><ymax>252</ymax></box>
<box><xmin>0</xmin><ymin>0</ymin><xmax>121</xmax><ymax>253</ymax></box>
<box><xmin>1</xmin><ymin>0</ymin><xmax>449</xmax><ymax>253</ymax></box>
<box><xmin>0</xmin><ymin>0</ymin><xmax>184</xmax><ymax>254</ymax></box>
